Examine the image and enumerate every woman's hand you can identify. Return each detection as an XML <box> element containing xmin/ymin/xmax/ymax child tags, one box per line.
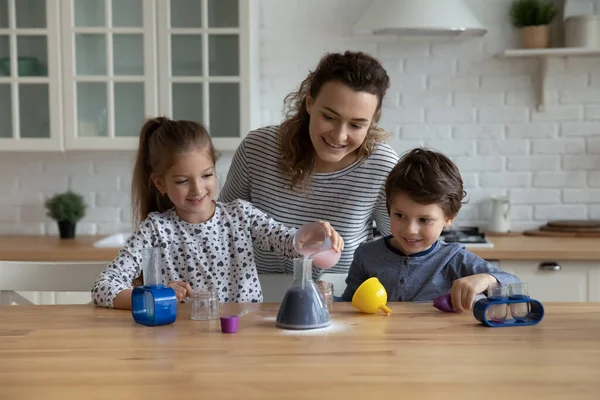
<box><xmin>168</xmin><ymin>281</ymin><xmax>193</xmax><ymax>302</ymax></box>
<box><xmin>450</xmin><ymin>273</ymin><xmax>496</xmax><ymax>312</ymax></box>
<box><xmin>316</xmin><ymin>220</ymin><xmax>344</xmax><ymax>253</ymax></box>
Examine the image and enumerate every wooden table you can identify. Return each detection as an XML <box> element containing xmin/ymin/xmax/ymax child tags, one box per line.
<box><xmin>1</xmin><ymin>302</ymin><xmax>599</xmax><ymax>399</ymax></box>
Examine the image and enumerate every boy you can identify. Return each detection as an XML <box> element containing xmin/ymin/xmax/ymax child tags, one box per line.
<box><xmin>341</xmin><ymin>148</ymin><xmax>519</xmax><ymax>311</ymax></box>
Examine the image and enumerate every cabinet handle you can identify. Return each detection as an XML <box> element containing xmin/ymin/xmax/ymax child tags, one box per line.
<box><xmin>539</xmin><ymin>261</ymin><xmax>561</xmax><ymax>271</ymax></box>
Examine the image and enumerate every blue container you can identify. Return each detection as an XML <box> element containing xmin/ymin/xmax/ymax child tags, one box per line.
<box><xmin>473</xmin><ymin>297</ymin><xmax>544</xmax><ymax>327</ymax></box>
<box><xmin>132</xmin><ymin>285</ymin><xmax>177</xmax><ymax>326</ymax></box>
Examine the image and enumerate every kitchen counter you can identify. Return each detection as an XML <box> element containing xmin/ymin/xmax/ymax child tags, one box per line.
<box><xmin>1</xmin><ymin>234</ymin><xmax>600</xmax><ymax>262</ymax></box>
<box><xmin>0</xmin><ymin>235</ymin><xmax>118</xmax><ymax>262</ymax></box>
<box><xmin>472</xmin><ymin>235</ymin><xmax>600</xmax><ymax>261</ymax></box>
<box><xmin>1</xmin><ymin>302</ymin><xmax>599</xmax><ymax>399</ymax></box>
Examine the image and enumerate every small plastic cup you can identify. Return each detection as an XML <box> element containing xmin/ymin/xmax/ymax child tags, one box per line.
<box><xmin>509</xmin><ymin>283</ymin><xmax>530</xmax><ymax>321</ymax></box>
<box><xmin>220</xmin><ymin>316</ymin><xmax>239</xmax><ymax>333</ymax></box>
<box><xmin>487</xmin><ymin>283</ymin><xmax>508</xmax><ymax>322</ymax></box>
<box><xmin>190</xmin><ymin>290</ymin><xmax>219</xmax><ymax>321</ymax></box>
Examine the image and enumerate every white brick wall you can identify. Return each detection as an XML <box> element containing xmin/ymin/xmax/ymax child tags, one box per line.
<box><xmin>2</xmin><ymin>0</ymin><xmax>600</xmax><ymax>234</ymax></box>
<box><xmin>588</xmin><ymin>137</ymin><xmax>600</xmax><ymax>153</ymax></box>
<box><xmin>506</xmin><ymin>123</ymin><xmax>558</xmax><ymax>138</ymax></box>
<box><xmin>478</xmin><ymin>107</ymin><xmax>530</xmax><ymax>123</ymax></box>
<box><xmin>589</xmin><ymin>171</ymin><xmax>600</xmax><ymax>187</ymax></box>
<box><xmin>534</xmin><ymin>205</ymin><xmax>588</xmax><ymax>220</ymax></box>
<box><xmin>0</xmin><ymin>151</ymin><xmax>234</xmax><ymax>234</ymax></box>
<box><xmin>533</xmin><ymin>171</ymin><xmax>587</xmax><ymax>188</ymax></box>
<box><xmin>507</xmin><ymin>155</ymin><xmax>559</xmax><ymax>171</ymax></box>
<box><xmin>510</xmin><ymin>189</ymin><xmax>561</xmax><ymax>204</ymax></box>
<box><xmin>586</xmin><ymin>106</ymin><xmax>600</xmax><ymax>119</ymax></box>
<box><xmin>454</xmin><ymin>156</ymin><xmax>504</xmax><ymax>172</ymax></box>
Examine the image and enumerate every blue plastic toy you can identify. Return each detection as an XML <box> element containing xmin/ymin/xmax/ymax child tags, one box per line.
<box><xmin>132</xmin><ymin>284</ymin><xmax>177</xmax><ymax>326</ymax></box>
<box><xmin>131</xmin><ymin>247</ymin><xmax>178</xmax><ymax>326</ymax></box>
<box><xmin>473</xmin><ymin>296</ymin><xmax>544</xmax><ymax>327</ymax></box>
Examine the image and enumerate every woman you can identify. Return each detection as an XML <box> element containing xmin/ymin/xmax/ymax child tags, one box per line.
<box><xmin>219</xmin><ymin>50</ymin><xmax>398</xmax><ymax>277</ymax></box>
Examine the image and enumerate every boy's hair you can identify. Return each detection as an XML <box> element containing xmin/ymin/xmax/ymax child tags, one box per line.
<box><xmin>131</xmin><ymin>117</ymin><xmax>219</xmax><ymax>225</ymax></box>
<box><xmin>279</xmin><ymin>50</ymin><xmax>391</xmax><ymax>189</ymax></box>
<box><xmin>385</xmin><ymin>148</ymin><xmax>466</xmax><ymax>218</ymax></box>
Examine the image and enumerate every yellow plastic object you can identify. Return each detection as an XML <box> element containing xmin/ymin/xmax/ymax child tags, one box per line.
<box><xmin>351</xmin><ymin>277</ymin><xmax>392</xmax><ymax>315</ymax></box>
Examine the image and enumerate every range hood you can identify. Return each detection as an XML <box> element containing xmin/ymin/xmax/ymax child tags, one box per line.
<box><xmin>353</xmin><ymin>0</ymin><xmax>487</xmax><ymax>37</ymax></box>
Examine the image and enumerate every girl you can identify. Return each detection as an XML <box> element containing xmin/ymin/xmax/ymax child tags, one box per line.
<box><xmin>92</xmin><ymin>117</ymin><xmax>343</xmax><ymax>309</ymax></box>
<box><xmin>219</xmin><ymin>51</ymin><xmax>399</xmax><ymax>279</ymax></box>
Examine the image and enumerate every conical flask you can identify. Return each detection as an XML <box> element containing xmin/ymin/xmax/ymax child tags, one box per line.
<box><xmin>276</xmin><ymin>257</ymin><xmax>331</xmax><ymax>330</ymax></box>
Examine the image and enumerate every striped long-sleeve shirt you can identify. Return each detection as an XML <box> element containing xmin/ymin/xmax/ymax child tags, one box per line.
<box><xmin>219</xmin><ymin>125</ymin><xmax>399</xmax><ymax>276</ymax></box>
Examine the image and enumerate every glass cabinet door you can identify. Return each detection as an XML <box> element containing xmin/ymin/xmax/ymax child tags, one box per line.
<box><xmin>158</xmin><ymin>0</ymin><xmax>251</xmax><ymax>151</ymax></box>
<box><xmin>61</xmin><ymin>0</ymin><xmax>157</xmax><ymax>149</ymax></box>
<box><xmin>0</xmin><ymin>0</ymin><xmax>61</xmax><ymax>150</ymax></box>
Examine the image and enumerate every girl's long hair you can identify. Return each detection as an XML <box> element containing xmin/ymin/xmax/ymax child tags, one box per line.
<box><xmin>131</xmin><ymin>117</ymin><xmax>218</xmax><ymax>226</ymax></box>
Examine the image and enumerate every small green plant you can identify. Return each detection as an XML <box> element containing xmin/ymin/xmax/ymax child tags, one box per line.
<box><xmin>510</xmin><ymin>0</ymin><xmax>558</xmax><ymax>27</ymax></box>
<box><xmin>45</xmin><ymin>191</ymin><xmax>87</xmax><ymax>223</ymax></box>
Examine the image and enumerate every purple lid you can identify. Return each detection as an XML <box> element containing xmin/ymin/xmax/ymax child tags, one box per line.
<box><xmin>220</xmin><ymin>316</ymin><xmax>239</xmax><ymax>333</ymax></box>
<box><xmin>433</xmin><ymin>293</ymin><xmax>455</xmax><ymax>313</ymax></box>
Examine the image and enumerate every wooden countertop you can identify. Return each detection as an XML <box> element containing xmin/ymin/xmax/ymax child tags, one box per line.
<box><xmin>471</xmin><ymin>235</ymin><xmax>600</xmax><ymax>260</ymax></box>
<box><xmin>0</xmin><ymin>235</ymin><xmax>118</xmax><ymax>262</ymax></box>
<box><xmin>0</xmin><ymin>234</ymin><xmax>600</xmax><ymax>262</ymax></box>
<box><xmin>0</xmin><ymin>302</ymin><xmax>599</xmax><ymax>399</ymax></box>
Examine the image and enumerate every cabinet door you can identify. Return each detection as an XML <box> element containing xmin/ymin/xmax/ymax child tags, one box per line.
<box><xmin>7</xmin><ymin>291</ymin><xmax>91</xmax><ymax>305</ymax></box>
<box><xmin>0</xmin><ymin>0</ymin><xmax>62</xmax><ymax>151</ymax></box>
<box><xmin>61</xmin><ymin>0</ymin><xmax>157</xmax><ymax>150</ymax></box>
<box><xmin>157</xmin><ymin>0</ymin><xmax>254</xmax><ymax>151</ymax></box>
<box><xmin>500</xmin><ymin>260</ymin><xmax>590</xmax><ymax>301</ymax></box>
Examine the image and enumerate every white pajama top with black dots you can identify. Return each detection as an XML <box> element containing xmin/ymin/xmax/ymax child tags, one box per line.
<box><xmin>92</xmin><ymin>199</ymin><xmax>299</xmax><ymax>308</ymax></box>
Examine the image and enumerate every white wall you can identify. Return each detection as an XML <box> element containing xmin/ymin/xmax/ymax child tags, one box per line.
<box><xmin>1</xmin><ymin>0</ymin><xmax>599</xmax><ymax>235</ymax></box>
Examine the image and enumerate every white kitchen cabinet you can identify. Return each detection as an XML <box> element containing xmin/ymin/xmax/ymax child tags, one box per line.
<box><xmin>61</xmin><ymin>0</ymin><xmax>158</xmax><ymax>150</ymax></box>
<box><xmin>156</xmin><ymin>0</ymin><xmax>256</xmax><ymax>151</ymax></box>
<box><xmin>0</xmin><ymin>0</ymin><xmax>258</xmax><ymax>152</ymax></box>
<box><xmin>0</xmin><ymin>260</ymin><xmax>105</xmax><ymax>305</ymax></box>
<box><xmin>499</xmin><ymin>260</ymin><xmax>600</xmax><ymax>302</ymax></box>
<box><xmin>2</xmin><ymin>291</ymin><xmax>91</xmax><ymax>305</ymax></box>
<box><xmin>0</xmin><ymin>0</ymin><xmax>63</xmax><ymax>151</ymax></box>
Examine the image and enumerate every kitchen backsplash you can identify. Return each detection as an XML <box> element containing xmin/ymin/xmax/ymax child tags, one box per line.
<box><xmin>2</xmin><ymin>0</ymin><xmax>599</xmax><ymax>235</ymax></box>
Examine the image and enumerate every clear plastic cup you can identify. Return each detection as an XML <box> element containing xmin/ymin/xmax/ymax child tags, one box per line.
<box><xmin>509</xmin><ymin>283</ymin><xmax>530</xmax><ymax>321</ymax></box>
<box><xmin>293</xmin><ymin>223</ymin><xmax>341</xmax><ymax>269</ymax></box>
<box><xmin>190</xmin><ymin>290</ymin><xmax>219</xmax><ymax>320</ymax></box>
<box><xmin>294</xmin><ymin>223</ymin><xmax>330</xmax><ymax>256</ymax></box>
<box><xmin>487</xmin><ymin>283</ymin><xmax>508</xmax><ymax>322</ymax></box>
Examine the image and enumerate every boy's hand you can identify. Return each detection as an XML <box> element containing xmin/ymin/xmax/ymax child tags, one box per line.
<box><xmin>450</xmin><ymin>273</ymin><xmax>496</xmax><ymax>312</ymax></box>
<box><xmin>316</xmin><ymin>220</ymin><xmax>344</xmax><ymax>252</ymax></box>
<box><xmin>168</xmin><ymin>281</ymin><xmax>193</xmax><ymax>302</ymax></box>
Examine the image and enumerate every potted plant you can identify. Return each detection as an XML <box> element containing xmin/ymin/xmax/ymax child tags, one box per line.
<box><xmin>45</xmin><ymin>191</ymin><xmax>87</xmax><ymax>239</ymax></box>
<box><xmin>510</xmin><ymin>0</ymin><xmax>558</xmax><ymax>49</ymax></box>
